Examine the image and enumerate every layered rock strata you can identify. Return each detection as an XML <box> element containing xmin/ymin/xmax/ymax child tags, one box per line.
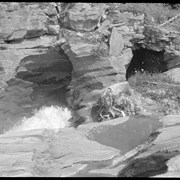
<box><xmin>0</xmin><ymin>3</ymin><xmax>72</xmax><ymax>132</ymax></box>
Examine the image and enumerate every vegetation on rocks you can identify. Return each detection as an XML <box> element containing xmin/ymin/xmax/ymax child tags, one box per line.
<box><xmin>105</xmin><ymin>3</ymin><xmax>180</xmax><ymax>26</ymax></box>
<box><xmin>128</xmin><ymin>71</ymin><xmax>180</xmax><ymax>115</ymax></box>
<box><xmin>1</xmin><ymin>2</ymin><xmax>180</xmax><ymax>177</ymax></box>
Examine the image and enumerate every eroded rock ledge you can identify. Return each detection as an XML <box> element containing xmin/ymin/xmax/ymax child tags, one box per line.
<box><xmin>1</xmin><ymin>3</ymin><xmax>180</xmax><ymax>177</ymax></box>
<box><xmin>0</xmin><ymin>3</ymin><xmax>72</xmax><ymax>132</ymax></box>
<box><xmin>1</xmin><ymin>2</ymin><xmax>180</xmax><ymax>127</ymax></box>
<box><xmin>1</xmin><ymin>114</ymin><xmax>180</xmax><ymax>177</ymax></box>
<box><xmin>59</xmin><ymin>3</ymin><xmax>180</xmax><ymax>124</ymax></box>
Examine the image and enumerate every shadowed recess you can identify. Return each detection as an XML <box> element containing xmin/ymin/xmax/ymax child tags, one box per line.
<box><xmin>126</xmin><ymin>47</ymin><xmax>166</xmax><ymax>79</ymax></box>
<box><xmin>0</xmin><ymin>47</ymin><xmax>73</xmax><ymax>134</ymax></box>
<box><xmin>118</xmin><ymin>154</ymin><xmax>169</xmax><ymax>177</ymax></box>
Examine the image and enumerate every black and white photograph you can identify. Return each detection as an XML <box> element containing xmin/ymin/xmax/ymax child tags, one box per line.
<box><xmin>0</xmin><ymin>2</ymin><xmax>180</xmax><ymax>177</ymax></box>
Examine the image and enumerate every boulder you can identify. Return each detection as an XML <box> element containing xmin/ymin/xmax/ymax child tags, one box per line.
<box><xmin>164</xmin><ymin>50</ymin><xmax>180</xmax><ymax>70</ymax></box>
<box><xmin>7</xmin><ymin>30</ymin><xmax>27</xmax><ymax>42</ymax></box>
<box><xmin>61</xmin><ymin>34</ymin><xmax>126</xmax><ymax>123</ymax></box>
<box><xmin>118</xmin><ymin>48</ymin><xmax>133</xmax><ymax>68</ymax></box>
<box><xmin>47</xmin><ymin>25</ymin><xmax>60</xmax><ymax>35</ymax></box>
<box><xmin>165</xmin><ymin>68</ymin><xmax>180</xmax><ymax>83</ymax></box>
<box><xmin>117</xmin><ymin>115</ymin><xmax>180</xmax><ymax>177</ymax></box>
<box><xmin>60</xmin><ymin>3</ymin><xmax>103</xmax><ymax>32</ymax></box>
<box><xmin>0</xmin><ymin>2</ymin><xmax>58</xmax><ymax>42</ymax></box>
<box><xmin>109</xmin><ymin>27</ymin><xmax>124</xmax><ymax>57</ymax></box>
<box><xmin>0</xmin><ymin>117</ymin><xmax>126</xmax><ymax>177</ymax></box>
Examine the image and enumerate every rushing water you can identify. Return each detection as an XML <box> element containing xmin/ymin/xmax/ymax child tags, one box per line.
<box><xmin>5</xmin><ymin>106</ymin><xmax>72</xmax><ymax>134</ymax></box>
<box><xmin>0</xmin><ymin>82</ymin><xmax>71</xmax><ymax>134</ymax></box>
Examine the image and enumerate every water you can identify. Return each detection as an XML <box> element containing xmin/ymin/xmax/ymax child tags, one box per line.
<box><xmin>73</xmin><ymin>115</ymin><xmax>163</xmax><ymax>177</ymax></box>
<box><xmin>0</xmin><ymin>84</ymin><xmax>71</xmax><ymax>134</ymax></box>
<box><xmin>88</xmin><ymin>115</ymin><xmax>163</xmax><ymax>155</ymax></box>
<box><xmin>5</xmin><ymin>106</ymin><xmax>72</xmax><ymax>134</ymax></box>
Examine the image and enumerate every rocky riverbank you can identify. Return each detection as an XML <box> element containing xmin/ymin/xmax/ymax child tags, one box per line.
<box><xmin>0</xmin><ymin>2</ymin><xmax>180</xmax><ymax>177</ymax></box>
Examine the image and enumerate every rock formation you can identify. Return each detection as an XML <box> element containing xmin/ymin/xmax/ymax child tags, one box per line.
<box><xmin>0</xmin><ymin>2</ymin><xmax>72</xmax><ymax>132</ymax></box>
<box><xmin>1</xmin><ymin>2</ymin><xmax>180</xmax><ymax>126</ymax></box>
<box><xmin>59</xmin><ymin>3</ymin><xmax>106</xmax><ymax>32</ymax></box>
<box><xmin>0</xmin><ymin>2</ymin><xmax>180</xmax><ymax>177</ymax></box>
<box><xmin>117</xmin><ymin>115</ymin><xmax>180</xmax><ymax>177</ymax></box>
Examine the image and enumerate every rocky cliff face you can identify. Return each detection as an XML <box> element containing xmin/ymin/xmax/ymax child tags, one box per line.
<box><xmin>132</xmin><ymin>25</ymin><xmax>180</xmax><ymax>81</ymax></box>
<box><xmin>1</xmin><ymin>2</ymin><xmax>180</xmax><ymax>177</ymax></box>
<box><xmin>59</xmin><ymin>3</ymin><xmax>180</xmax><ymax>123</ymax></box>
<box><xmin>1</xmin><ymin>2</ymin><xmax>180</xmax><ymax>127</ymax></box>
<box><xmin>0</xmin><ymin>2</ymin><xmax>72</xmax><ymax>132</ymax></box>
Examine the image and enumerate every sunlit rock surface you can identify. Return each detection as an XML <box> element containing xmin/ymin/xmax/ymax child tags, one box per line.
<box><xmin>1</xmin><ymin>2</ymin><xmax>180</xmax><ymax>177</ymax></box>
<box><xmin>0</xmin><ymin>2</ymin><xmax>58</xmax><ymax>41</ymax></box>
<box><xmin>109</xmin><ymin>27</ymin><xmax>124</xmax><ymax>57</ymax></box>
<box><xmin>60</xmin><ymin>3</ymin><xmax>105</xmax><ymax>32</ymax></box>
<box><xmin>0</xmin><ymin>117</ymin><xmax>128</xmax><ymax>177</ymax></box>
<box><xmin>61</xmin><ymin>36</ymin><xmax>126</xmax><ymax>123</ymax></box>
<box><xmin>0</xmin><ymin>114</ymin><xmax>166</xmax><ymax>177</ymax></box>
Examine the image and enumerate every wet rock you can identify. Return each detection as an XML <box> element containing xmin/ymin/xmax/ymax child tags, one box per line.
<box><xmin>0</xmin><ymin>117</ymin><xmax>126</xmax><ymax>177</ymax></box>
<box><xmin>0</xmin><ymin>44</ymin><xmax>72</xmax><ymax>132</ymax></box>
<box><xmin>0</xmin><ymin>32</ymin><xmax>72</xmax><ymax>133</ymax></box>
<box><xmin>0</xmin><ymin>3</ymin><xmax>74</xmax><ymax>134</ymax></box>
<box><xmin>117</xmin><ymin>115</ymin><xmax>180</xmax><ymax>177</ymax></box>
<box><xmin>0</xmin><ymin>78</ymin><xmax>34</xmax><ymax>133</ymax></box>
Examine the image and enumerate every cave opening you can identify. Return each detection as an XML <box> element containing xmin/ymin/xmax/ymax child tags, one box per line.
<box><xmin>0</xmin><ymin>47</ymin><xmax>74</xmax><ymax>134</ymax></box>
<box><xmin>15</xmin><ymin>47</ymin><xmax>73</xmax><ymax>109</ymax></box>
<box><xmin>126</xmin><ymin>47</ymin><xmax>167</xmax><ymax>80</ymax></box>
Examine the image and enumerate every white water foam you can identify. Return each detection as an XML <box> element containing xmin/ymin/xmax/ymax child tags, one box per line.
<box><xmin>5</xmin><ymin>105</ymin><xmax>72</xmax><ymax>134</ymax></box>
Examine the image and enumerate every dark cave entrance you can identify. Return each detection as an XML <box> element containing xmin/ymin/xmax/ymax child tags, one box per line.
<box><xmin>126</xmin><ymin>47</ymin><xmax>167</xmax><ymax>80</ymax></box>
